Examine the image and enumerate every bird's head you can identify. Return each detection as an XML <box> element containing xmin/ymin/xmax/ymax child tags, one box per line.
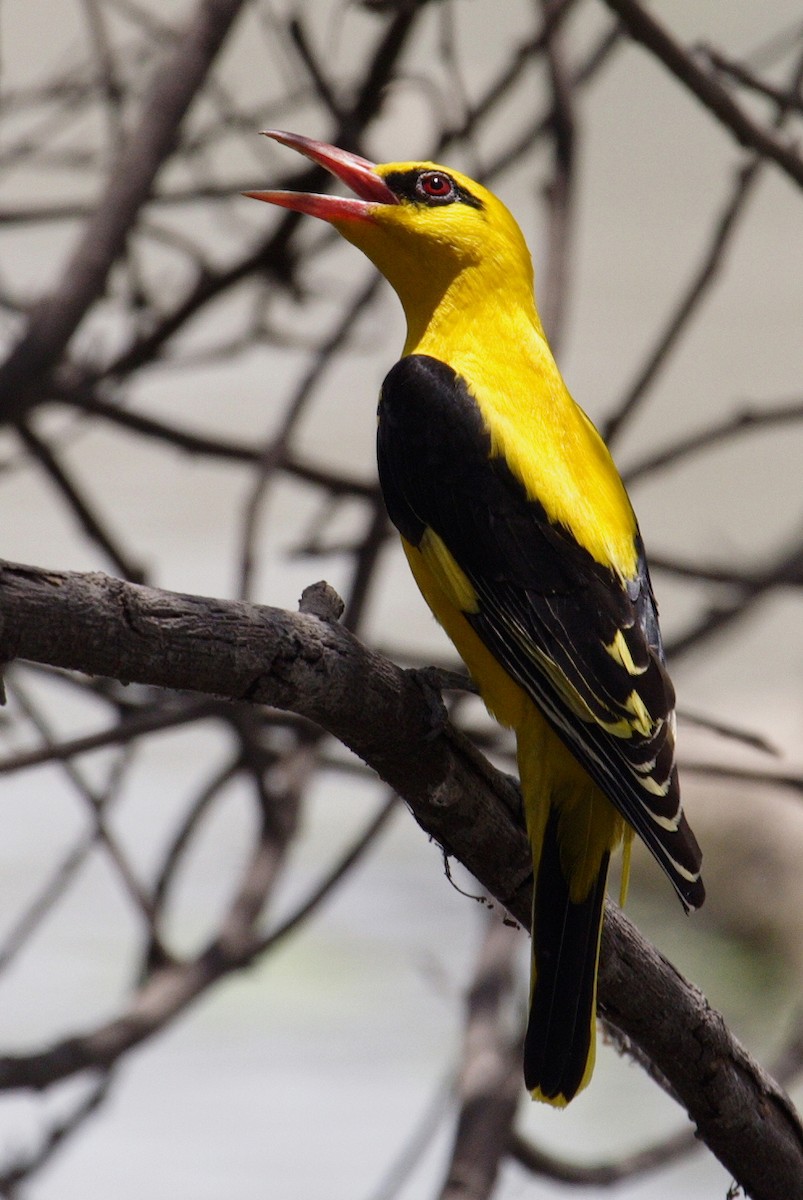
<box><xmin>247</xmin><ymin>131</ymin><xmax>537</xmax><ymax>350</ymax></box>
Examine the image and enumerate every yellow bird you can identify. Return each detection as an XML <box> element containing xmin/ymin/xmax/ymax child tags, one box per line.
<box><xmin>248</xmin><ymin>131</ymin><xmax>704</xmax><ymax>1106</ymax></box>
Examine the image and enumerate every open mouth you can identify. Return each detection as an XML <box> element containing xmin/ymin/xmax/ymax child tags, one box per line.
<box><xmin>245</xmin><ymin>130</ymin><xmax>399</xmax><ymax>222</ymax></box>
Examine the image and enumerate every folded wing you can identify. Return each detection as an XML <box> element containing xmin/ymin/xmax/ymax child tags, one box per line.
<box><xmin>378</xmin><ymin>353</ymin><xmax>703</xmax><ymax>909</ymax></box>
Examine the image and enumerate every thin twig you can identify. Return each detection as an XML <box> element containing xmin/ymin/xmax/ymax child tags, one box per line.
<box><xmin>599</xmin><ymin>0</ymin><xmax>803</xmax><ymax>189</ymax></box>
<box><xmin>603</xmin><ymin>156</ymin><xmax>764</xmax><ymax>446</ymax></box>
<box><xmin>0</xmin><ymin>695</ymin><xmax>217</xmax><ymax>776</ymax></box>
<box><xmin>537</xmin><ymin>0</ymin><xmax>578</xmax><ymax>355</ymax></box>
<box><xmin>510</xmin><ymin>1122</ymin><xmax>699</xmax><ymax>1187</ymax></box>
<box><xmin>0</xmin><ymin>0</ymin><xmax>248</xmax><ymax>422</ymax></box>
<box><xmin>15</xmin><ymin>420</ymin><xmax>146</xmax><ymax>581</ymax></box>
<box><xmin>238</xmin><ymin>271</ymin><xmax>381</xmax><ymax>600</ymax></box>
<box><xmin>700</xmin><ymin>44</ymin><xmax>803</xmax><ymax>113</ymax></box>
<box><xmin>666</xmin><ymin>538</ymin><xmax>803</xmax><ymax>659</ymax></box>
<box><xmin>604</xmin><ymin>44</ymin><xmax>803</xmax><ymax>445</ymax></box>
<box><xmin>0</xmin><ymin>1072</ymin><xmax>114</xmax><ymax>1192</ymax></box>
<box><xmin>6</xmin><ymin>675</ymin><xmax>159</xmax><ymax>937</ymax></box>
<box><xmin>623</xmin><ymin>400</ymin><xmax>803</xmax><ymax>483</ymax></box>
<box><xmin>253</xmin><ymin>792</ymin><xmax>398</xmax><ymax>957</ymax></box>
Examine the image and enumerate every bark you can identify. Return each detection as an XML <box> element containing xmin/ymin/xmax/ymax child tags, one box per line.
<box><xmin>0</xmin><ymin>559</ymin><xmax>801</xmax><ymax>1199</ymax></box>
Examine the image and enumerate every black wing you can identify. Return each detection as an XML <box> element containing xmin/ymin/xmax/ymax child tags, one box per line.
<box><xmin>378</xmin><ymin>354</ymin><xmax>703</xmax><ymax>909</ymax></box>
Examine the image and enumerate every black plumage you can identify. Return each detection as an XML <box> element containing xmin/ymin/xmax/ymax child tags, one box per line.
<box><xmin>378</xmin><ymin>353</ymin><xmax>703</xmax><ymax>910</ymax></box>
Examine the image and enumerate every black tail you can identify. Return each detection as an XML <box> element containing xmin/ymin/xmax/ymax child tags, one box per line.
<box><xmin>523</xmin><ymin>806</ymin><xmax>610</xmax><ymax>1105</ymax></box>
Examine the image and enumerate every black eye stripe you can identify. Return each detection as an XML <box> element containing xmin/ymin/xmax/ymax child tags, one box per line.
<box><xmin>382</xmin><ymin>169</ymin><xmax>484</xmax><ymax>210</ymax></box>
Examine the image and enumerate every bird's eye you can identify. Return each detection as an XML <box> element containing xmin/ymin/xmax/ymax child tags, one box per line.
<box><xmin>417</xmin><ymin>171</ymin><xmax>456</xmax><ymax>202</ymax></box>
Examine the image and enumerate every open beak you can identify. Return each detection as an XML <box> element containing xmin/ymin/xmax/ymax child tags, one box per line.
<box><xmin>245</xmin><ymin>130</ymin><xmax>398</xmax><ymax>223</ymax></box>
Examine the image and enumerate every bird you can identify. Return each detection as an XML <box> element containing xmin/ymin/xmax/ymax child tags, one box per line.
<box><xmin>247</xmin><ymin>131</ymin><xmax>704</xmax><ymax>1106</ymax></box>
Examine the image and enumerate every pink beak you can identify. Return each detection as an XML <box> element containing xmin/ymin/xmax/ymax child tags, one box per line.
<box><xmin>245</xmin><ymin>130</ymin><xmax>398</xmax><ymax>222</ymax></box>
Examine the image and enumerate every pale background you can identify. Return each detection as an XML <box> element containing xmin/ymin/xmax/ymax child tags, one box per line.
<box><xmin>0</xmin><ymin>1</ymin><xmax>801</xmax><ymax>1196</ymax></box>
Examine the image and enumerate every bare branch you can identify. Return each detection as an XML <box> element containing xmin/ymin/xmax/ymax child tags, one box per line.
<box><xmin>700</xmin><ymin>44</ymin><xmax>803</xmax><ymax>113</ymax></box>
<box><xmin>49</xmin><ymin>390</ymin><xmax>377</xmax><ymax>498</ymax></box>
<box><xmin>537</xmin><ymin>0</ymin><xmax>578</xmax><ymax>355</ymax></box>
<box><xmin>437</xmin><ymin>914</ymin><xmax>523</xmax><ymax>1200</ymax></box>
<box><xmin>603</xmin><ymin>39</ymin><xmax>803</xmax><ymax>446</ymax></box>
<box><xmin>0</xmin><ymin>1072</ymin><xmax>113</xmax><ymax>1193</ymax></box>
<box><xmin>623</xmin><ymin>400</ymin><xmax>803</xmax><ymax>483</ymax></box>
<box><xmin>0</xmin><ymin>560</ymin><xmax>802</xmax><ymax>1198</ymax></box>
<box><xmin>510</xmin><ymin>1122</ymin><xmax>698</xmax><ymax>1187</ymax></box>
<box><xmin>665</xmin><ymin>538</ymin><xmax>803</xmax><ymax>659</ymax></box>
<box><xmin>238</xmin><ymin>271</ymin><xmax>382</xmax><ymax>600</ymax></box>
<box><xmin>0</xmin><ymin>694</ymin><xmax>216</xmax><ymax>776</ymax></box>
<box><xmin>1</xmin><ymin>4</ymin><xmax>801</xmax><ymax>1192</ymax></box>
<box><xmin>652</xmin><ymin>551</ymin><xmax>803</xmax><ymax>589</ymax></box>
<box><xmin>16</xmin><ymin>421</ymin><xmax>146</xmax><ymax>582</ymax></box>
<box><xmin>681</xmin><ymin>761</ymin><xmax>803</xmax><ymax>797</ymax></box>
<box><xmin>509</xmin><ymin>1013</ymin><xmax>803</xmax><ymax>1188</ymax></box>
<box><xmin>0</xmin><ymin>0</ymin><xmax>248</xmax><ymax>422</ymax></box>
<box><xmin>598</xmin><ymin>0</ymin><xmax>803</xmax><ymax>189</ymax></box>
<box><xmin>603</xmin><ymin>157</ymin><xmax>764</xmax><ymax>446</ymax></box>
<box><xmin>253</xmin><ymin>792</ymin><xmax>398</xmax><ymax>956</ymax></box>
<box><xmin>6</xmin><ymin>675</ymin><xmax>157</xmax><ymax>936</ymax></box>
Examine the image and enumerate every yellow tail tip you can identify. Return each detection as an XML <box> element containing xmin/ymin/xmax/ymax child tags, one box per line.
<box><xmin>528</xmin><ymin>1042</ymin><xmax>595</xmax><ymax>1107</ymax></box>
<box><xmin>529</xmin><ymin>1085</ymin><xmax>572</xmax><ymax>1108</ymax></box>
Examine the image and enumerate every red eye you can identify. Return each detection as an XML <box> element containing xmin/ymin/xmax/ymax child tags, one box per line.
<box><xmin>418</xmin><ymin>171</ymin><xmax>455</xmax><ymax>200</ymax></box>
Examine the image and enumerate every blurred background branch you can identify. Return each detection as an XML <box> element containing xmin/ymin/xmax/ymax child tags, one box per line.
<box><xmin>0</xmin><ymin>1</ymin><xmax>801</xmax><ymax>1197</ymax></box>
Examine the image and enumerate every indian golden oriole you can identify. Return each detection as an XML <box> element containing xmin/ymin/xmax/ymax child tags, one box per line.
<box><xmin>248</xmin><ymin>131</ymin><xmax>704</xmax><ymax>1106</ymax></box>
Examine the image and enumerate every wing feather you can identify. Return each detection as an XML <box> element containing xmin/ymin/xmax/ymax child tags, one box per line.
<box><xmin>378</xmin><ymin>354</ymin><xmax>703</xmax><ymax>909</ymax></box>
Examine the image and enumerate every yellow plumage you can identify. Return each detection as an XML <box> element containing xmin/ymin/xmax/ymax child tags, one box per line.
<box><xmin>249</xmin><ymin>132</ymin><xmax>704</xmax><ymax>1106</ymax></box>
<box><xmin>341</xmin><ymin>163</ymin><xmax>639</xmax><ymax>574</ymax></box>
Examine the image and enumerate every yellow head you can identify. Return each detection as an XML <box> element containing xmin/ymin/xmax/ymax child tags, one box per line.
<box><xmin>247</xmin><ymin>131</ymin><xmax>538</xmax><ymax>351</ymax></box>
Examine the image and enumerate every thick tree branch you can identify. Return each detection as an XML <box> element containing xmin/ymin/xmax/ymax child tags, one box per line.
<box><xmin>0</xmin><ymin>560</ymin><xmax>801</xmax><ymax>1198</ymax></box>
